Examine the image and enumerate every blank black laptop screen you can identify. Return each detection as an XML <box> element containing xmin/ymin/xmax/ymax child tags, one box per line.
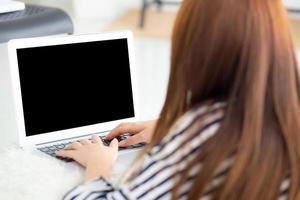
<box><xmin>16</xmin><ymin>38</ymin><xmax>135</xmax><ymax>136</ymax></box>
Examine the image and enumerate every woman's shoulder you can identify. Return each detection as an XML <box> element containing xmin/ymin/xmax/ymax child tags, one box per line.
<box><xmin>150</xmin><ymin>102</ymin><xmax>226</xmax><ymax>157</ymax></box>
<box><xmin>173</xmin><ymin>102</ymin><xmax>226</xmax><ymax>131</ymax></box>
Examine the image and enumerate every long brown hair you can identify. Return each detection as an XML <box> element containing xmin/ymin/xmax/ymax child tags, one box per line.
<box><xmin>147</xmin><ymin>0</ymin><xmax>300</xmax><ymax>199</ymax></box>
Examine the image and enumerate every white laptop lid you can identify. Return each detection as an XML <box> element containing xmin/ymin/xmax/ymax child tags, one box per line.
<box><xmin>8</xmin><ymin>32</ymin><xmax>139</xmax><ymax>147</ymax></box>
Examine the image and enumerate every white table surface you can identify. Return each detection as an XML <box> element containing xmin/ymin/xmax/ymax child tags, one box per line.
<box><xmin>0</xmin><ymin>38</ymin><xmax>170</xmax><ymax>199</ymax></box>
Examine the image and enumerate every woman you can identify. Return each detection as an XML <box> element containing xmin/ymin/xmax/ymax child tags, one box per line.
<box><xmin>56</xmin><ymin>0</ymin><xmax>300</xmax><ymax>199</ymax></box>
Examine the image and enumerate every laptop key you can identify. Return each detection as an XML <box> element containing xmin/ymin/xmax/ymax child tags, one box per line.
<box><xmin>101</xmin><ymin>139</ymin><xmax>110</xmax><ymax>146</ymax></box>
<box><xmin>133</xmin><ymin>143</ymin><xmax>147</xmax><ymax>148</ymax></box>
<box><xmin>55</xmin><ymin>144</ymin><xmax>65</xmax><ymax>149</ymax></box>
<box><xmin>38</xmin><ymin>147</ymin><xmax>50</xmax><ymax>152</ymax></box>
<box><xmin>49</xmin><ymin>146</ymin><xmax>56</xmax><ymax>151</ymax></box>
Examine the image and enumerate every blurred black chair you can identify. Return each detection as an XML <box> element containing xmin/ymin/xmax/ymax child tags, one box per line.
<box><xmin>0</xmin><ymin>4</ymin><xmax>73</xmax><ymax>43</ymax></box>
<box><xmin>139</xmin><ymin>0</ymin><xmax>181</xmax><ymax>28</ymax></box>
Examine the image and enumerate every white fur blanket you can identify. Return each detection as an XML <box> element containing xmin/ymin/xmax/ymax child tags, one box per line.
<box><xmin>0</xmin><ymin>144</ymin><xmax>136</xmax><ymax>200</ymax></box>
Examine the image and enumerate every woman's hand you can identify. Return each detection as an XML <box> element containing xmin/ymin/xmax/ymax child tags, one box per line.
<box><xmin>55</xmin><ymin>135</ymin><xmax>118</xmax><ymax>182</ymax></box>
<box><xmin>106</xmin><ymin>120</ymin><xmax>157</xmax><ymax>147</ymax></box>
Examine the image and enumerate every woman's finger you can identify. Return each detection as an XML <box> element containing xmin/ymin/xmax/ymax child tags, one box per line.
<box><xmin>55</xmin><ymin>150</ymin><xmax>75</xmax><ymax>158</ymax></box>
<box><xmin>65</xmin><ymin>142</ymin><xmax>81</xmax><ymax>150</ymax></box>
<box><xmin>118</xmin><ymin>134</ymin><xmax>143</xmax><ymax>147</ymax></box>
<box><xmin>80</xmin><ymin>139</ymin><xmax>91</xmax><ymax>145</ymax></box>
<box><xmin>106</xmin><ymin>122</ymin><xmax>142</xmax><ymax>140</ymax></box>
<box><xmin>92</xmin><ymin>134</ymin><xmax>101</xmax><ymax>144</ymax></box>
<box><xmin>109</xmin><ymin>138</ymin><xmax>119</xmax><ymax>150</ymax></box>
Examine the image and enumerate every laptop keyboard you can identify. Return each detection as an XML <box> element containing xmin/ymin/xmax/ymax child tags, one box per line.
<box><xmin>37</xmin><ymin>134</ymin><xmax>146</xmax><ymax>162</ymax></box>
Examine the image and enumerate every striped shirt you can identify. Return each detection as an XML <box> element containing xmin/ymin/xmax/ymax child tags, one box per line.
<box><xmin>63</xmin><ymin>103</ymin><xmax>289</xmax><ymax>200</ymax></box>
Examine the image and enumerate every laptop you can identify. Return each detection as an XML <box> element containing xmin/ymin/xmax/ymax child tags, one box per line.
<box><xmin>7</xmin><ymin>31</ymin><xmax>143</xmax><ymax>162</ymax></box>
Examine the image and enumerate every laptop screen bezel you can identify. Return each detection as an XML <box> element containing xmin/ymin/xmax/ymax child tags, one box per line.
<box><xmin>8</xmin><ymin>32</ymin><xmax>139</xmax><ymax>147</ymax></box>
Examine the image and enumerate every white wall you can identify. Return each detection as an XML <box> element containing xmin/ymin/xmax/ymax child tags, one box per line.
<box><xmin>284</xmin><ymin>0</ymin><xmax>300</xmax><ymax>9</ymax></box>
<box><xmin>72</xmin><ymin>0</ymin><xmax>140</xmax><ymax>19</ymax></box>
<box><xmin>23</xmin><ymin>0</ymin><xmax>141</xmax><ymax>20</ymax></box>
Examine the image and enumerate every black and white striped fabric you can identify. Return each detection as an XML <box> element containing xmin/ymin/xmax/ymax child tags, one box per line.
<box><xmin>63</xmin><ymin>103</ymin><xmax>289</xmax><ymax>200</ymax></box>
